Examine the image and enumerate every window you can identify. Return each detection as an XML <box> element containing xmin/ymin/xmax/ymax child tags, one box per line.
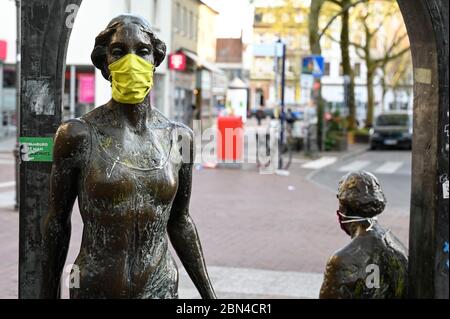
<box><xmin>370</xmin><ymin>37</ymin><xmax>378</xmax><ymax>49</ymax></box>
<box><xmin>183</xmin><ymin>7</ymin><xmax>187</xmax><ymax>36</ymax></box>
<box><xmin>295</xmin><ymin>13</ymin><xmax>304</xmax><ymax>24</ymax></box>
<box><xmin>354</xmin><ymin>63</ymin><xmax>361</xmax><ymax>77</ymax></box>
<box><xmin>194</xmin><ymin>15</ymin><xmax>198</xmax><ymax>40</ymax></box>
<box><xmin>324</xmin><ymin>62</ymin><xmax>331</xmax><ymax>76</ymax></box>
<box><xmin>189</xmin><ymin>11</ymin><xmax>194</xmax><ymax>38</ymax></box>
<box><xmin>175</xmin><ymin>3</ymin><xmax>180</xmax><ymax>32</ymax></box>
<box><xmin>152</xmin><ymin>0</ymin><xmax>158</xmax><ymax>27</ymax></box>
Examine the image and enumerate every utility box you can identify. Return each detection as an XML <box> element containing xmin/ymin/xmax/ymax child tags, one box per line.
<box><xmin>217</xmin><ymin>116</ymin><xmax>243</xmax><ymax>163</ymax></box>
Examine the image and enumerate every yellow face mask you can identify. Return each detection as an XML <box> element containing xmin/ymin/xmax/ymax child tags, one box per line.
<box><xmin>108</xmin><ymin>53</ymin><xmax>155</xmax><ymax>104</ymax></box>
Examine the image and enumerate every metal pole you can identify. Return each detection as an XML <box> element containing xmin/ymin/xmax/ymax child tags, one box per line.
<box><xmin>19</xmin><ymin>0</ymin><xmax>82</xmax><ymax>298</ymax></box>
<box><xmin>14</xmin><ymin>0</ymin><xmax>21</xmax><ymax>211</ymax></box>
<box><xmin>0</xmin><ymin>62</ymin><xmax>3</xmax><ymax>137</ymax></box>
<box><xmin>274</xmin><ymin>42</ymin><xmax>279</xmax><ymax>105</ymax></box>
<box><xmin>70</xmin><ymin>65</ymin><xmax>76</xmax><ymax>119</ymax></box>
<box><xmin>278</xmin><ymin>41</ymin><xmax>286</xmax><ymax>170</ymax></box>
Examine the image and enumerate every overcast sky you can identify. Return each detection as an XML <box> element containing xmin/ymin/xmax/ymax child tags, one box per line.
<box><xmin>202</xmin><ymin>0</ymin><xmax>254</xmax><ymax>41</ymax></box>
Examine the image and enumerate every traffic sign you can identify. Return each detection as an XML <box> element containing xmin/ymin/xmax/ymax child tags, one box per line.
<box><xmin>302</xmin><ymin>55</ymin><xmax>324</xmax><ymax>78</ymax></box>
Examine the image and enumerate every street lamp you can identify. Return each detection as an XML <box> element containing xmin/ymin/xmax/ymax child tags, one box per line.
<box><xmin>276</xmin><ymin>38</ymin><xmax>287</xmax><ymax>170</ymax></box>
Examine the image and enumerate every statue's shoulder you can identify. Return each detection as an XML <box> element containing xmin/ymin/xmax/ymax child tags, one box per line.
<box><xmin>53</xmin><ymin>117</ymin><xmax>92</xmax><ymax>165</ymax></box>
<box><xmin>331</xmin><ymin>239</ymin><xmax>373</xmax><ymax>271</ymax></box>
<box><xmin>382</xmin><ymin>229</ymin><xmax>408</xmax><ymax>258</ymax></box>
<box><xmin>171</xmin><ymin>121</ymin><xmax>194</xmax><ymax>140</ymax></box>
<box><xmin>55</xmin><ymin>117</ymin><xmax>90</xmax><ymax>144</ymax></box>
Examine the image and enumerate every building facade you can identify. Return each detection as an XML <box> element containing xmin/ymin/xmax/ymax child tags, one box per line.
<box><xmin>66</xmin><ymin>0</ymin><xmax>173</xmax><ymax>119</ymax></box>
<box><xmin>249</xmin><ymin>0</ymin><xmax>413</xmax><ymax>125</ymax></box>
<box><xmin>0</xmin><ymin>0</ymin><xmax>173</xmax><ymax>133</ymax></box>
<box><xmin>169</xmin><ymin>0</ymin><xmax>226</xmax><ymax>128</ymax></box>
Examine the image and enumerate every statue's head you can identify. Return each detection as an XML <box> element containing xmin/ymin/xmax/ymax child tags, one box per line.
<box><xmin>336</xmin><ymin>171</ymin><xmax>386</xmax><ymax>235</ymax></box>
<box><xmin>91</xmin><ymin>14</ymin><xmax>167</xmax><ymax>81</ymax></box>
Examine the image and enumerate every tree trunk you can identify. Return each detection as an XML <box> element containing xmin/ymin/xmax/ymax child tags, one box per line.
<box><xmin>308</xmin><ymin>0</ymin><xmax>325</xmax><ymax>151</ymax></box>
<box><xmin>366</xmin><ymin>69</ymin><xmax>375</xmax><ymax>127</ymax></box>
<box><xmin>309</xmin><ymin>0</ymin><xmax>324</xmax><ymax>56</ymax></box>
<box><xmin>340</xmin><ymin>0</ymin><xmax>357</xmax><ymax>130</ymax></box>
<box><xmin>380</xmin><ymin>65</ymin><xmax>387</xmax><ymax>112</ymax></box>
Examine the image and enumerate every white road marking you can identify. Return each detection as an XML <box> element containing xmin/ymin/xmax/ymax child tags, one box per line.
<box><xmin>178</xmin><ymin>266</ymin><xmax>323</xmax><ymax>299</ymax></box>
<box><xmin>375</xmin><ymin>161</ymin><xmax>404</xmax><ymax>174</ymax></box>
<box><xmin>302</xmin><ymin>156</ymin><xmax>337</xmax><ymax>170</ymax></box>
<box><xmin>0</xmin><ymin>159</ymin><xmax>15</xmax><ymax>165</ymax></box>
<box><xmin>0</xmin><ymin>181</ymin><xmax>15</xmax><ymax>189</ymax></box>
<box><xmin>0</xmin><ymin>191</ymin><xmax>15</xmax><ymax>208</ymax></box>
<box><xmin>338</xmin><ymin>160</ymin><xmax>371</xmax><ymax>172</ymax></box>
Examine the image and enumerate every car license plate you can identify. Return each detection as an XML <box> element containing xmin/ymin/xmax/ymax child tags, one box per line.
<box><xmin>384</xmin><ymin>139</ymin><xmax>398</xmax><ymax>145</ymax></box>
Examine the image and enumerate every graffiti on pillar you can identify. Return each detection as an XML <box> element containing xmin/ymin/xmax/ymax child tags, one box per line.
<box><xmin>440</xmin><ymin>174</ymin><xmax>449</xmax><ymax>200</ymax></box>
<box><xmin>23</xmin><ymin>78</ymin><xmax>56</xmax><ymax>116</ymax></box>
<box><xmin>443</xmin><ymin>109</ymin><xmax>449</xmax><ymax>154</ymax></box>
<box><xmin>444</xmin><ymin>241</ymin><xmax>449</xmax><ymax>270</ymax></box>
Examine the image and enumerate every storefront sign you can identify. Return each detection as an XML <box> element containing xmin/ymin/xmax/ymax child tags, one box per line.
<box><xmin>78</xmin><ymin>73</ymin><xmax>95</xmax><ymax>104</ymax></box>
<box><xmin>0</xmin><ymin>40</ymin><xmax>7</xmax><ymax>62</ymax></box>
<box><xmin>169</xmin><ymin>53</ymin><xmax>187</xmax><ymax>71</ymax></box>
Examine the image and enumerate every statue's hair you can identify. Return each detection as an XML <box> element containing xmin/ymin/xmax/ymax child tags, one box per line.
<box><xmin>91</xmin><ymin>14</ymin><xmax>167</xmax><ymax>80</ymax></box>
<box><xmin>337</xmin><ymin>171</ymin><xmax>387</xmax><ymax>218</ymax></box>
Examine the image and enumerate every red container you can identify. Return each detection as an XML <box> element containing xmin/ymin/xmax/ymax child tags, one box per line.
<box><xmin>0</xmin><ymin>40</ymin><xmax>7</xmax><ymax>62</ymax></box>
<box><xmin>217</xmin><ymin>116</ymin><xmax>244</xmax><ymax>162</ymax></box>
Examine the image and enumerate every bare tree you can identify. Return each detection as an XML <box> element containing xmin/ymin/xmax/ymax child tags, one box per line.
<box><xmin>317</xmin><ymin>0</ymin><xmax>367</xmax><ymax>131</ymax></box>
<box><xmin>349</xmin><ymin>1</ymin><xmax>410</xmax><ymax>127</ymax></box>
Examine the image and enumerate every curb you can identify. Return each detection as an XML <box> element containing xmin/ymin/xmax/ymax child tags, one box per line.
<box><xmin>293</xmin><ymin>143</ymin><xmax>369</xmax><ymax>165</ymax></box>
<box><xmin>337</xmin><ymin>144</ymin><xmax>370</xmax><ymax>163</ymax></box>
<box><xmin>304</xmin><ymin>144</ymin><xmax>370</xmax><ymax>188</ymax></box>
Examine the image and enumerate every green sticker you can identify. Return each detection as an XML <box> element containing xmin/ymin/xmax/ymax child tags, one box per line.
<box><xmin>19</xmin><ymin>137</ymin><xmax>54</xmax><ymax>162</ymax></box>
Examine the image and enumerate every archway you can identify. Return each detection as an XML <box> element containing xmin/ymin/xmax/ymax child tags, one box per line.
<box><xmin>17</xmin><ymin>0</ymin><xmax>448</xmax><ymax>298</ymax></box>
<box><xmin>397</xmin><ymin>0</ymin><xmax>448</xmax><ymax>298</ymax></box>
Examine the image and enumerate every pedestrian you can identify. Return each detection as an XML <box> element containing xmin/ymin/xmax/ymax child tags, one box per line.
<box><xmin>256</xmin><ymin>107</ymin><xmax>265</xmax><ymax>126</ymax></box>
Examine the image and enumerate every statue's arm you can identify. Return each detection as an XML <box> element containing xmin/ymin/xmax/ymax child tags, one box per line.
<box><xmin>319</xmin><ymin>255</ymin><xmax>345</xmax><ymax>299</ymax></box>
<box><xmin>168</xmin><ymin>126</ymin><xmax>216</xmax><ymax>299</ymax></box>
<box><xmin>40</xmin><ymin>120</ymin><xmax>89</xmax><ymax>298</ymax></box>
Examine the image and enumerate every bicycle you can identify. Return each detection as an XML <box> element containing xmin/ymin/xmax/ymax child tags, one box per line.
<box><xmin>255</xmin><ymin>118</ymin><xmax>296</xmax><ymax>171</ymax></box>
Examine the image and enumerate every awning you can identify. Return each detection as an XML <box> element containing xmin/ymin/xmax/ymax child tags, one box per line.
<box><xmin>181</xmin><ymin>49</ymin><xmax>225</xmax><ymax>75</ymax></box>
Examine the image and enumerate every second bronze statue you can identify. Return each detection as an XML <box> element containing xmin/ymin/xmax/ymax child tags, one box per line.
<box><xmin>40</xmin><ymin>14</ymin><xmax>216</xmax><ymax>299</ymax></box>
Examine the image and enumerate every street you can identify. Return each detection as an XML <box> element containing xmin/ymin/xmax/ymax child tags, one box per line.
<box><xmin>307</xmin><ymin>149</ymin><xmax>412</xmax><ymax>215</ymax></box>
<box><xmin>0</xmin><ymin>138</ymin><xmax>411</xmax><ymax>299</ymax></box>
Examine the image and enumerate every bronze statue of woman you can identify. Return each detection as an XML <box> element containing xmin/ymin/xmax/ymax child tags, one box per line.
<box><xmin>40</xmin><ymin>14</ymin><xmax>216</xmax><ymax>299</ymax></box>
<box><xmin>320</xmin><ymin>171</ymin><xmax>408</xmax><ymax>299</ymax></box>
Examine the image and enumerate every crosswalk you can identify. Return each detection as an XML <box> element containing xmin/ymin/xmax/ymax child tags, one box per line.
<box><xmin>302</xmin><ymin>157</ymin><xmax>410</xmax><ymax>175</ymax></box>
<box><xmin>337</xmin><ymin>160</ymin><xmax>371</xmax><ymax>172</ymax></box>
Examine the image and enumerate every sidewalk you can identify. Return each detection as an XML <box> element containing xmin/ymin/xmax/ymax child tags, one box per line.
<box><xmin>0</xmin><ymin>137</ymin><xmax>16</xmax><ymax>154</ymax></box>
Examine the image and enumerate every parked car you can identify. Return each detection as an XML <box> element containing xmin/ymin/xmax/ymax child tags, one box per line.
<box><xmin>369</xmin><ymin>111</ymin><xmax>413</xmax><ymax>150</ymax></box>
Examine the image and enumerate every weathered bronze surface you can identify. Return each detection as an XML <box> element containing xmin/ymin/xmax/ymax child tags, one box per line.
<box><xmin>40</xmin><ymin>15</ymin><xmax>216</xmax><ymax>299</ymax></box>
<box><xmin>320</xmin><ymin>171</ymin><xmax>408</xmax><ymax>299</ymax></box>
